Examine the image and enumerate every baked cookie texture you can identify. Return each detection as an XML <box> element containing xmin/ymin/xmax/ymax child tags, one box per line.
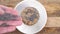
<box><xmin>21</xmin><ymin>7</ymin><xmax>40</xmax><ymax>26</ymax></box>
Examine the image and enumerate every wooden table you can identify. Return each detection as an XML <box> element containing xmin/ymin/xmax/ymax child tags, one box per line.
<box><xmin>0</xmin><ymin>0</ymin><xmax>60</xmax><ymax>34</ymax></box>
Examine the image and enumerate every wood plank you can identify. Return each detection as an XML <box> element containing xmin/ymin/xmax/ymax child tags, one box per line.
<box><xmin>46</xmin><ymin>17</ymin><xmax>60</xmax><ymax>27</ymax></box>
<box><xmin>0</xmin><ymin>0</ymin><xmax>60</xmax><ymax>34</ymax></box>
<box><xmin>0</xmin><ymin>0</ymin><xmax>60</xmax><ymax>27</ymax></box>
<box><xmin>5</xmin><ymin>27</ymin><xmax>60</xmax><ymax>34</ymax></box>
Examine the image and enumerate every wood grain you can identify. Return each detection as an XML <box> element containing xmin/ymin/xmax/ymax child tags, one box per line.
<box><xmin>0</xmin><ymin>0</ymin><xmax>60</xmax><ymax>27</ymax></box>
<box><xmin>0</xmin><ymin>0</ymin><xmax>60</xmax><ymax>34</ymax></box>
<box><xmin>5</xmin><ymin>27</ymin><xmax>60</xmax><ymax>34</ymax></box>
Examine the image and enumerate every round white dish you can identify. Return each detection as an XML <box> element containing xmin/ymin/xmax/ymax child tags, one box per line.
<box><xmin>14</xmin><ymin>0</ymin><xmax>47</xmax><ymax>34</ymax></box>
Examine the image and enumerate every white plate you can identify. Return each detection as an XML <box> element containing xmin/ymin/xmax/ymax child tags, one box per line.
<box><xmin>14</xmin><ymin>0</ymin><xmax>47</xmax><ymax>34</ymax></box>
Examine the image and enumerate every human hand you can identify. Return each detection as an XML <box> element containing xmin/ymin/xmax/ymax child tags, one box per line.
<box><xmin>0</xmin><ymin>5</ymin><xmax>22</xmax><ymax>34</ymax></box>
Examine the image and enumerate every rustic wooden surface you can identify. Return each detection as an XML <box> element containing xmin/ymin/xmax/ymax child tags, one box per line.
<box><xmin>0</xmin><ymin>0</ymin><xmax>60</xmax><ymax>27</ymax></box>
<box><xmin>5</xmin><ymin>27</ymin><xmax>60</xmax><ymax>34</ymax></box>
<box><xmin>0</xmin><ymin>0</ymin><xmax>60</xmax><ymax>34</ymax></box>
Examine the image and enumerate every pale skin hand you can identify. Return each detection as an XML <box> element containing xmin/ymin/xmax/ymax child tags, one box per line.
<box><xmin>0</xmin><ymin>5</ymin><xmax>22</xmax><ymax>34</ymax></box>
